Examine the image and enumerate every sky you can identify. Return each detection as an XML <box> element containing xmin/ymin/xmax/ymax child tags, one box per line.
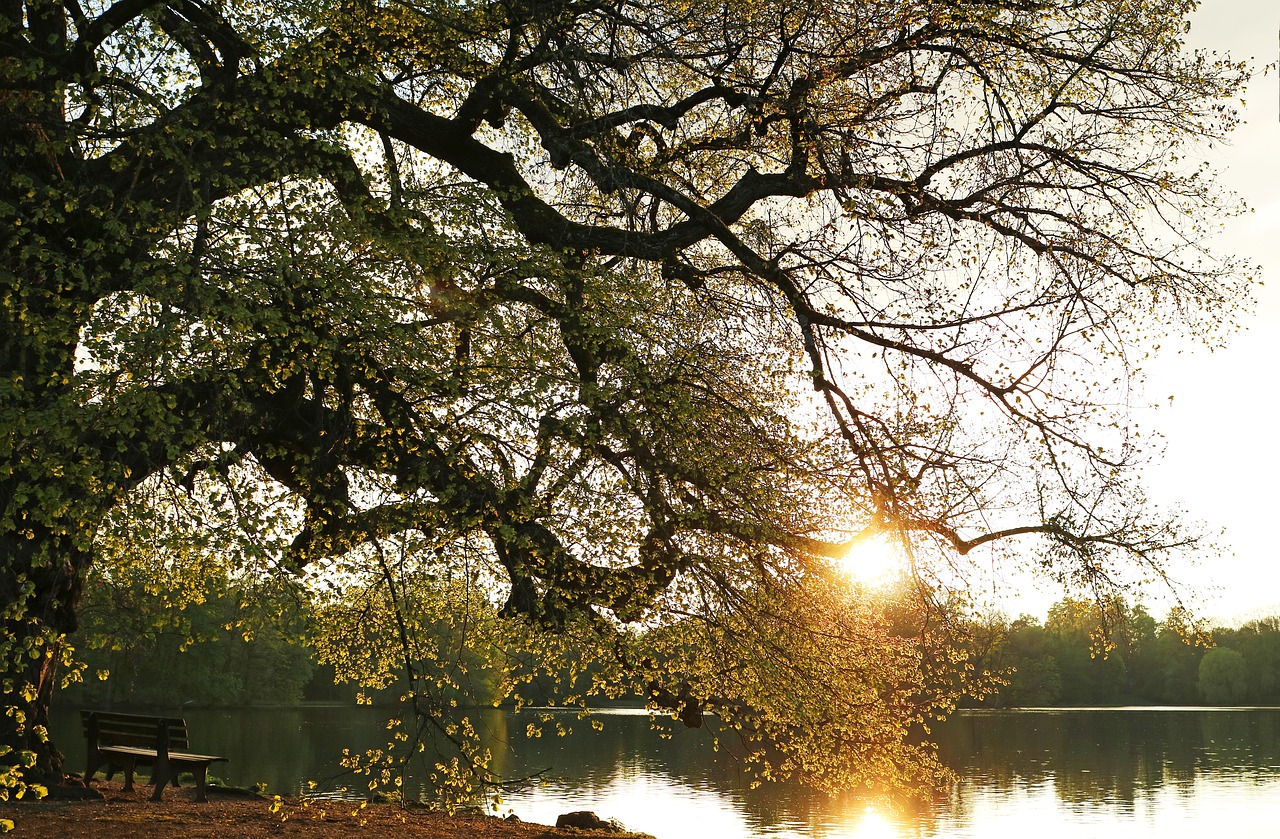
<box><xmin>996</xmin><ymin>1</ymin><xmax>1280</xmax><ymax>624</ymax></box>
<box><xmin>1141</xmin><ymin>1</ymin><xmax>1280</xmax><ymax>623</ymax></box>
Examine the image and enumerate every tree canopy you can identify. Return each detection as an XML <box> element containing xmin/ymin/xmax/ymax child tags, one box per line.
<box><xmin>0</xmin><ymin>0</ymin><xmax>1251</xmax><ymax>802</ymax></box>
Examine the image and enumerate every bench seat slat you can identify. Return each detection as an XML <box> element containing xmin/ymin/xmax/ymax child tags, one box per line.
<box><xmin>97</xmin><ymin>745</ymin><xmax>228</xmax><ymax>763</ymax></box>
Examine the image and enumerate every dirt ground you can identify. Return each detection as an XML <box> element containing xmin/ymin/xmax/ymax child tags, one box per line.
<box><xmin>1</xmin><ymin>781</ymin><xmax>652</xmax><ymax>839</ymax></box>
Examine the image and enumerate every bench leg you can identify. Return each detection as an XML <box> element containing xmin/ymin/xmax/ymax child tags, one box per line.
<box><xmin>85</xmin><ymin>752</ymin><xmax>120</xmax><ymax>785</ymax></box>
<box><xmin>191</xmin><ymin>765</ymin><xmax>210</xmax><ymax>803</ymax></box>
<box><xmin>150</xmin><ymin>753</ymin><xmax>172</xmax><ymax>802</ymax></box>
<box><xmin>121</xmin><ymin>758</ymin><xmax>136</xmax><ymax>793</ymax></box>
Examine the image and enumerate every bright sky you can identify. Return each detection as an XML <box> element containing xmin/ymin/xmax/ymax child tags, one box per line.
<box><xmin>1138</xmin><ymin>2</ymin><xmax>1280</xmax><ymax>623</ymax></box>
<box><xmin>991</xmin><ymin>2</ymin><xmax>1280</xmax><ymax>624</ymax></box>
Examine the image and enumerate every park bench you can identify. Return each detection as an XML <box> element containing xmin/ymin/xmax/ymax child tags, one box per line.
<box><xmin>81</xmin><ymin>710</ymin><xmax>228</xmax><ymax>802</ymax></box>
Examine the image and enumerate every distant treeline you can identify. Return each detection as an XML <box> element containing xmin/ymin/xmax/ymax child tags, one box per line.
<box><xmin>60</xmin><ymin>575</ymin><xmax>320</xmax><ymax>708</ymax></box>
<box><xmin>965</xmin><ymin>599</ymin><xmax>1280</xmax><ymax>707</ymax></box>
<box><xmin>59</xmin><ymin>570</ymin><xmax>1280</xmax><ymax>711</ymax></box>
<box><xmin>60</xmin><ymin>568</ymin><xmax>565</xmax><ymax>709</ymax></box>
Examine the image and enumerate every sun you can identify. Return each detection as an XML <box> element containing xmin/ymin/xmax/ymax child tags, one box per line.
<box><xmin>838</xmin><ymin>534</ymin><xmax>904</xmax><ymax>586</ymax></box>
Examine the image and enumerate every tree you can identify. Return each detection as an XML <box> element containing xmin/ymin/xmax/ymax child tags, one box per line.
<box><xmin>1</xmin><ymin>0</ymin><xmax>1250</xmax><ymax>798</ymax></box>
<box><xmin>1116</xmin><ymin>602</ymin><xmax>1160</xmax><ymax>701</ymax></box>
<box><xmin>1198</xmin><ymin>647</ymin><xmax>1247</xmax><ymax>705</ymax></box>
<box><xmin>1001</xmin><ymin>616</ymin><xmax>1062</xmax><ymax>707</ymax></box>
<box><xmin>1216</xmin><ymin>619</ymin><xmax>1280</xmax><ymax>704</ymax></box>
<box><xmin>1044</xmin><ymin>599</ymin><xmax>1108</xmax><ymax>703</ymax></box>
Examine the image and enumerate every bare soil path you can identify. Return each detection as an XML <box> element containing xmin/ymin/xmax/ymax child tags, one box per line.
<box><xmin>2</xmin><ymin>782</ymin><xmax>651</xmax><ymax>839</ymax></box>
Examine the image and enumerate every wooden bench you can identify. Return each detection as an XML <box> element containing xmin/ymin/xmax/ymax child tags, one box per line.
<box><xmin>82</xmin><ymin>710</ymin><xmax>228</xmax><ymax>802</ymax></box>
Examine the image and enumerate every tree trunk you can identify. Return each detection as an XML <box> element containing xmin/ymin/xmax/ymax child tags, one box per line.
<box><xmin>1</xmin><ymin>531</ymin><xmax>88</xmax><ymax>785</ymax></box>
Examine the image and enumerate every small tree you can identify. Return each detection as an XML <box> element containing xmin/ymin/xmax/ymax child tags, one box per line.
<box><xmin>1198</xmin><ymin>647</ymin><xmax>1247</xmax><ymax>706</ymax></box>
<box><xmin>1002</xmin><ymin>617</ymin><xmax>1063</xmax><ymax>707</ymax></box>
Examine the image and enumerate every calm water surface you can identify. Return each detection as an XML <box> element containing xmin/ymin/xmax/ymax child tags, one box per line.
<box><xmin>51</xmin><ymin>706</ymin><xmax>1280</xmax><ymax>838</ymax></box>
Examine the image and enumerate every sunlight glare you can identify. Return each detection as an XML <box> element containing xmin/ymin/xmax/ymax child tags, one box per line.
<box><xmin>846</xmin><ymin>806</ymin><xmax>901</xmax><ymax>839</ymax></box>
<box><xmin>839</xmin><ymin>535</ymin><xmax>903</xmax><ymax>586</ymax></box>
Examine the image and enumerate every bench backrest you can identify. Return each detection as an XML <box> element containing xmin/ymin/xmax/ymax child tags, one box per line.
<box><xmin>81</xmin><ymin>710</ymin><xmax>192</xmax><ymax>751</ymax></box>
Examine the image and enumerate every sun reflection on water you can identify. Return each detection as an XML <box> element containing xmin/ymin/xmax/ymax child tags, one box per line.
<box><xmin>846</xmin><ymin>806</ymin><xmax>902</xmax><ymax>839</ymax></box>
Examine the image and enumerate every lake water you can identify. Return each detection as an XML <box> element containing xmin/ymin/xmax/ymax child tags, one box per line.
<box><xmin>51</xmin><ymin>706</ymin><xmax>1280</xmax><ymax>838</ymax></box>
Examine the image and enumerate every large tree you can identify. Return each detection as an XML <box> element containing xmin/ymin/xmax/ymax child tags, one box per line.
<box><xmin>1</xmin><ymin>0</ymin><xmax>1249</xmax><ymax>797</ymax></box>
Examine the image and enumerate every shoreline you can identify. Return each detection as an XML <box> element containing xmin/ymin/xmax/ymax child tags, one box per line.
<box><xmin>2</xmin><ymin>781</ymin><xmax>654</xmax><ymax>839</ymax></box>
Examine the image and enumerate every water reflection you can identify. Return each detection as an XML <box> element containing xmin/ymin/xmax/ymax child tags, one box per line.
<box><xmin>833</xmin><ymin>808</ymin><xmax>902</xmax><ymax>839</ymax></box>
<box><xmin>50</xmin><ymin>707</ymin><xmax>1280</xmax><ymax>838</ymax></box>
<box><xmin>936</xmin><ymin>708</ymin><xmax>1280</xmax><ymax>803</ymax></box>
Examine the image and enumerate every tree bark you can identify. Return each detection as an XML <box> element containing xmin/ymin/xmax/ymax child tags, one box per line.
<box><xmin>0</xmin><ymin>532</ymin><xmax>88</xmax><ymax>783</ymax></box>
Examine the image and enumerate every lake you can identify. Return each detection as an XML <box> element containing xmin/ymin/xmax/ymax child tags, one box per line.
<box><xmin>50</xmin><ymin>706</ymin><xmax>1280</xmax><ymax>838</ymax></box>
